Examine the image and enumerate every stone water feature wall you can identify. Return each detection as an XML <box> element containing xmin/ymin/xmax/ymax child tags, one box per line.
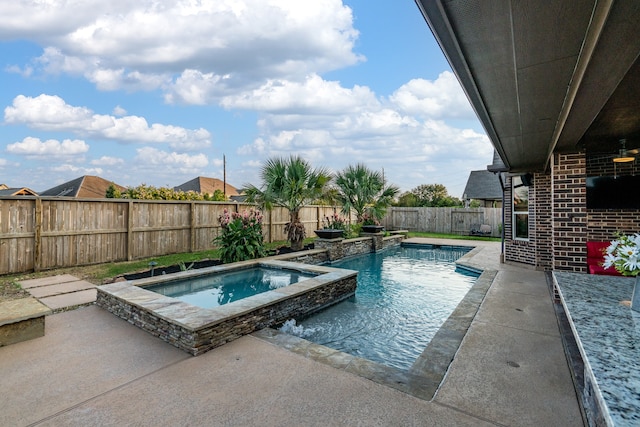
<box><xmin>315</xmin><ymin>233</ymin><xmax>405</xmax><ymax>261</ymax></box>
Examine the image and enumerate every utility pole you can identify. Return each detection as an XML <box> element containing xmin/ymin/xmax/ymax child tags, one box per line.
<box><xmin>223</xmin><ymin>154</ymin><xmax>226</xmax><ymax>199</ymax></box>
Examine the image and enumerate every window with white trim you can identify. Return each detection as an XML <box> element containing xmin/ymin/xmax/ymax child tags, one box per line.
<box><xmin>512</xmin><ymin>176</ymin><xmax>529</xmax><ymax>240</ymax></box>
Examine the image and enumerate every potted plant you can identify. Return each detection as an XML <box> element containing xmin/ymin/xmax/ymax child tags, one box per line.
<box><xmin>360</xmin><ymin>212</ymin><xmax>384</xmax><ymax>233</ymax></box>
<box><xmin>603</xmin><ymin>233</ymin><xmax>640</xmax><ymax>311</ymax></box>
<box><xmin>314</xmin><ymin>214</ymin><xmax>346</xmax><ymax>239</ymax></box>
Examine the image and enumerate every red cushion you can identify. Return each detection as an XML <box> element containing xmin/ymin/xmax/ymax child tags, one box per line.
<box><xmin>587</xmin><ymin>241</ymin><xmax>610</xmax><ymax>259</ymax></box>
<box><xmin>586</xmin><ymin>241</ymin><xmax>624</xmax><ymax>276</ymax></box>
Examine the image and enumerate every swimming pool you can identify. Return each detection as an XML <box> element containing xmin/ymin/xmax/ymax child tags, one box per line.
<box><xmin>145</xmin><ymin>267</ymin><xmax>315</xmax><ymax>309</ymax></box>
<box><xmin>281</xmin><ymin>245</ymin><xmax>479</xmax><ymax>370</ymax></box>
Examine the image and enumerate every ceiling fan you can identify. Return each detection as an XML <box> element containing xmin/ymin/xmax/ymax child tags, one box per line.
<box><xmin>612</xmin><ymin>139</ymin><xmax>638</xmax><ymax>163</ymax></box>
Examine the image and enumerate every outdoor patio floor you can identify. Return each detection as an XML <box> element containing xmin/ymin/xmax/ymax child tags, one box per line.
<box><xmin>0</xmin><ymin>239</ymin><xmax>585</xmax><ymax>426</ymax></box>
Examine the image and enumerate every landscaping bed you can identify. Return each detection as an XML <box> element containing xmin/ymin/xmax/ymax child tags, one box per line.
<box><xmin>120</xmin><ymin>244</ymin><xmax>315</xmax><ymax>281</ymax></box>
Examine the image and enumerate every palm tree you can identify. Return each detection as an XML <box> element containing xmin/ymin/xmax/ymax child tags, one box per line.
<box><xmin>244</xmin><ymin>156</ymin><xmax>332</xmax><ymax>251</ymax></box>
<box><xmin>334</xmin><ymin>164</ymin><xmax>399</xmax><ymax>223</ymax></box>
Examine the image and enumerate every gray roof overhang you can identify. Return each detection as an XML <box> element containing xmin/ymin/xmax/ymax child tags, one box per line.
<box><xmin>416</xmin><ymin>0</ymin><xmax>640</xmax><ymax>173</ymax></box>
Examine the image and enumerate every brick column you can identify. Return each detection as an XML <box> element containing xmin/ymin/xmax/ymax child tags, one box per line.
<box><xmin>533</xmin><ymin>173</ymin><xmax>553</xmax><ymax>269</ymax></box>
<box><xmin>552</xmin><ymin>153</ymin><xmax>587</xmax><ymax>272</ymax></box>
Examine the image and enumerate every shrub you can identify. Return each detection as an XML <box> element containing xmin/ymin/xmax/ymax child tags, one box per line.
<box><xmin>106</xmin><ymin>183</ymin><xmax>223</xmax><ymax>201</ymax></box>
<box><xmin>323</xmin><ymin>213</ymin><xmax>347</xmax><ymax>230</ymax></box>
<box><xmin>361</xmin><ymin>211</ymin><xmax>380</xmax><ymax>226</ymax></box>
<box><xmin>214</xmin><ymin>208</ymin><xmax>266</xmax><ymax>263</ymax></box>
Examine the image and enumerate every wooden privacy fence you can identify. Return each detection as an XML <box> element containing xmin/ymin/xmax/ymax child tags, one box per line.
<box><xmin>381</xmin><ymin>207</ymin><xmax>502</xmax><ymax>237</ymax></box>
<box><xmin>0</xmin><ymin>197</ymin><xmax>342</xmax><ymax>275</ymax></box>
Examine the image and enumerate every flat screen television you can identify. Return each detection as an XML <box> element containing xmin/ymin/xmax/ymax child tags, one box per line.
<box><xmin>586</xmin><ymin>175</ymin><xmax>640</xmax><ymax>210</ymax></box>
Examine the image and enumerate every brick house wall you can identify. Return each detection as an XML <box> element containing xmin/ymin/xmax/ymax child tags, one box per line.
<box><xmin>585</xmin><ymin>153</ymin><xmax>639</xmax><ymax>241</ymax></box>
<box><xmin>502</xmin><ymin>151</ymin><xmax>639</xmax><ymax>272</ymax></box>
<box><xmin>503</xmin><ymin>171</ymin><xmax>553</xmax><ymax>269</ymax></box>
<box><xmin>504</xmin><ymin>175</ymin><xmax>536</xmax><ymax>266</ymax></box>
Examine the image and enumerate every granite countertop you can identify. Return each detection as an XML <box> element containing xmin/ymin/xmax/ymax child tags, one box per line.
<box><xmin>554</xmin><ymin>272</ymin><xmax>640</xmax><ymax>426</ymax></box>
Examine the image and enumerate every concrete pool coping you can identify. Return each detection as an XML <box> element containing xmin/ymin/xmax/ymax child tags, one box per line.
<box><xmin>0</xmin><ymin>238</ymin><xmax>584</xmax><ymax>426</ymax></box>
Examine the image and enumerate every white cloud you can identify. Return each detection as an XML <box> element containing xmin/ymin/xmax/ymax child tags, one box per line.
<box><xmin>112</xmin><ymin>106</ymin><xmax>127</xmax><ymax>116</ymax></box>
<box><xmin>91</xmin><ymin>156</ymin><xmax>124</xmax><ymax>166</ymax></box>
<box><xmin>4</xmin><ymin>94</ymin><xmax>211</xmax><ymax>150</ymax></box>
<box><xmin>389</xmin><ymin>71</ymin><xmax>475</xmax><ymax>121</ymax></box>
<box><xmin>220</xmin><ymin>74</ymin><xmax>378</xmax><ymax>114</ymax></box>
<box><xmin>210</xmin><ymin>158</ymin><xmax>224</xmax><ymax>167</ymax></box>
<box><xmin>4</xmin><ymin>0</ymin><xmax>362</xmax><ymax>100</ymax></box>
<box><xmin>243</xmin><ymin>160</ymin><xmax>262</xmax><ymax>168</ymax></box>
<box><xmin>51</xmin><ymin>164</ymin><xmax>104</xmax><ymax>175</ymax></box>
<box><xmin>134</xmin><ymin>147</ymin><xmax>209</xmax><ymax>169</ymax></box>
<box><xmin>6</xmin><ymin>137</ymin><xmax>89</xmax><ymax>157</ymax></box>
<box><xmin>5</xmin><ymin>64</ymin><xmax>33</xmax><ymax>77</ymax></box>
<box><xmin>165</xmin><ymin>70</ymin><xmax>226</xmax><ymax>105</ymax></box>
<box><xmin>224</xmin><ymin>70</ymin><xmax>490</xmax><ymax>196</ymax></box>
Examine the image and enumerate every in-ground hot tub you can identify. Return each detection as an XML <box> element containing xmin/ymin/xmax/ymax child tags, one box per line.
<box><xmin>97</xmin><ymin>259</ymin><xmax>357</xmax><ymax>355</ymax></box>
<box><xmin>145</xmin><ymin>265</ymin><xmax>317</xmax><ymax>309</ymax></box>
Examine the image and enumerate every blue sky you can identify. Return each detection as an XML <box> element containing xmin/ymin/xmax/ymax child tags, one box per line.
<box><xmin>0</xmin><ymin>0</ymin><xmax>492</xmax><ymax>198</ymax></box>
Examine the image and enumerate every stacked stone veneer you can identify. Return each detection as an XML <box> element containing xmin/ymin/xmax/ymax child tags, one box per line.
<box><xmin>315</xmin><ymin>233</ymin><xmax>405</xmax><ymax>260</ymax></box>
<box><xmin>97</xmin><ymin>261</ymin><xmax>357</xmax><ymax>356</ymax></box>
<box><xmin>503</xmin><ymin>152</ymin><xmax>639</xmax><ymax>272</ymax></box>
<box><xmin>275</xmin><ymin>249</ymin><xmax>328</xmax><ymax>265</ymax></box>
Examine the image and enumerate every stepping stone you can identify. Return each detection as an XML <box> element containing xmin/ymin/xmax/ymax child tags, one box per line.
<box><xmin>39</xmin><ymin>289</ymin><xmax>97</xmax><ymax>311</ymax></box>
<box><xmin>18</xmin><ymin>274</ymin><xmax>81</xmax><ymax>289</ymax></box>
<box><xmin>27</xmin><ymin>280</ymin><xmax>96</xmax><ymax>299</ymax></box>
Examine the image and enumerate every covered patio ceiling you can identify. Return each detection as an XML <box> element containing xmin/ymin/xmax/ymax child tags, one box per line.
<box><xmin>416</xmin><ymin>0</ymin><xmax>640</xmax><ymax>173</ymax></box>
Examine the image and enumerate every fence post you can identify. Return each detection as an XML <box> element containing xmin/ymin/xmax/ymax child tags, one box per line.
<box><xmin>268</xmin><ymin>209</ymin><xmax>274</xmax><ymax>243</ymax></box>
<box><xmin>33</xmin><ymin>198</ymin><xmax>42</xmax><ymax>272</ymax></box>
<box><xmin>127</xmin><ymin>201</ymin><xmax>134</xmax><ymax>261</ymax></box>
<box><xmin>190</xmin><ymin>202</ymin><xmax>196</xmax><ymax>253</ymax></box>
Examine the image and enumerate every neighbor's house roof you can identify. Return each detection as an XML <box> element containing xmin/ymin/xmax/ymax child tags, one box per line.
<box><xmin>0</xmin><ymin>185</ymin><xmax>38</xmax><ymax>196</ymax></box>
<box><xmin>462</xmin><ymin>170</ymin><xmax>503</xmax><ymax>201</ymax></box>
<box><xmin>174</xmin><ymin>177</ymin><xmax>239</xmax><ymax>197</ymax></box>
<box><xmin>416</xmin><ymin>0</ymin><xmax>640</xmax><ymax>173</ymax></box>
<box><xmin>40</xmin><ymin>176</ymin><xmax>125</xmax><ymax>198</ymax></box>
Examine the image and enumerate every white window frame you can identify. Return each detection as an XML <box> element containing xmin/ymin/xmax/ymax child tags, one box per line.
<box><xmin>512</xmin><ymin>176</ymin><xmax>529</xmax><ymax>241</ymax></box>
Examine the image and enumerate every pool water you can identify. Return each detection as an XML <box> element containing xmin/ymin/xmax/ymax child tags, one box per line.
<box><xmin>283</xmin><ymin>245</ymin><xmax>478</xmax><ymax>370</ymax></box>
<box><xmin>145</xmin><ymin>267</ymin><xmax>315</xmax><ymax>309</ymax></box>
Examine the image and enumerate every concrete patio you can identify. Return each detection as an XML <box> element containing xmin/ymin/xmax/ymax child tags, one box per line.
<box><xmin>0</xmin><ymin>239</ymin><xmax>584</xmax><ymax>426</ymax></box>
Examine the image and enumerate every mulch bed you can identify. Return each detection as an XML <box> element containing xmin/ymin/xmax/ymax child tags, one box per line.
<box><xmin>269</xmin><ymin>243</ymin><xmax>314</xmax><ymax>256</ymax></box>
<box><xmin>121</xmin><ymin>243</ymin><xmax>315</xmax><ymax>281</ymax></box>
<box><xmin>123</xmin><ymin>259</ymin><xmax>222</xmax><ymax>280</ymax></box>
